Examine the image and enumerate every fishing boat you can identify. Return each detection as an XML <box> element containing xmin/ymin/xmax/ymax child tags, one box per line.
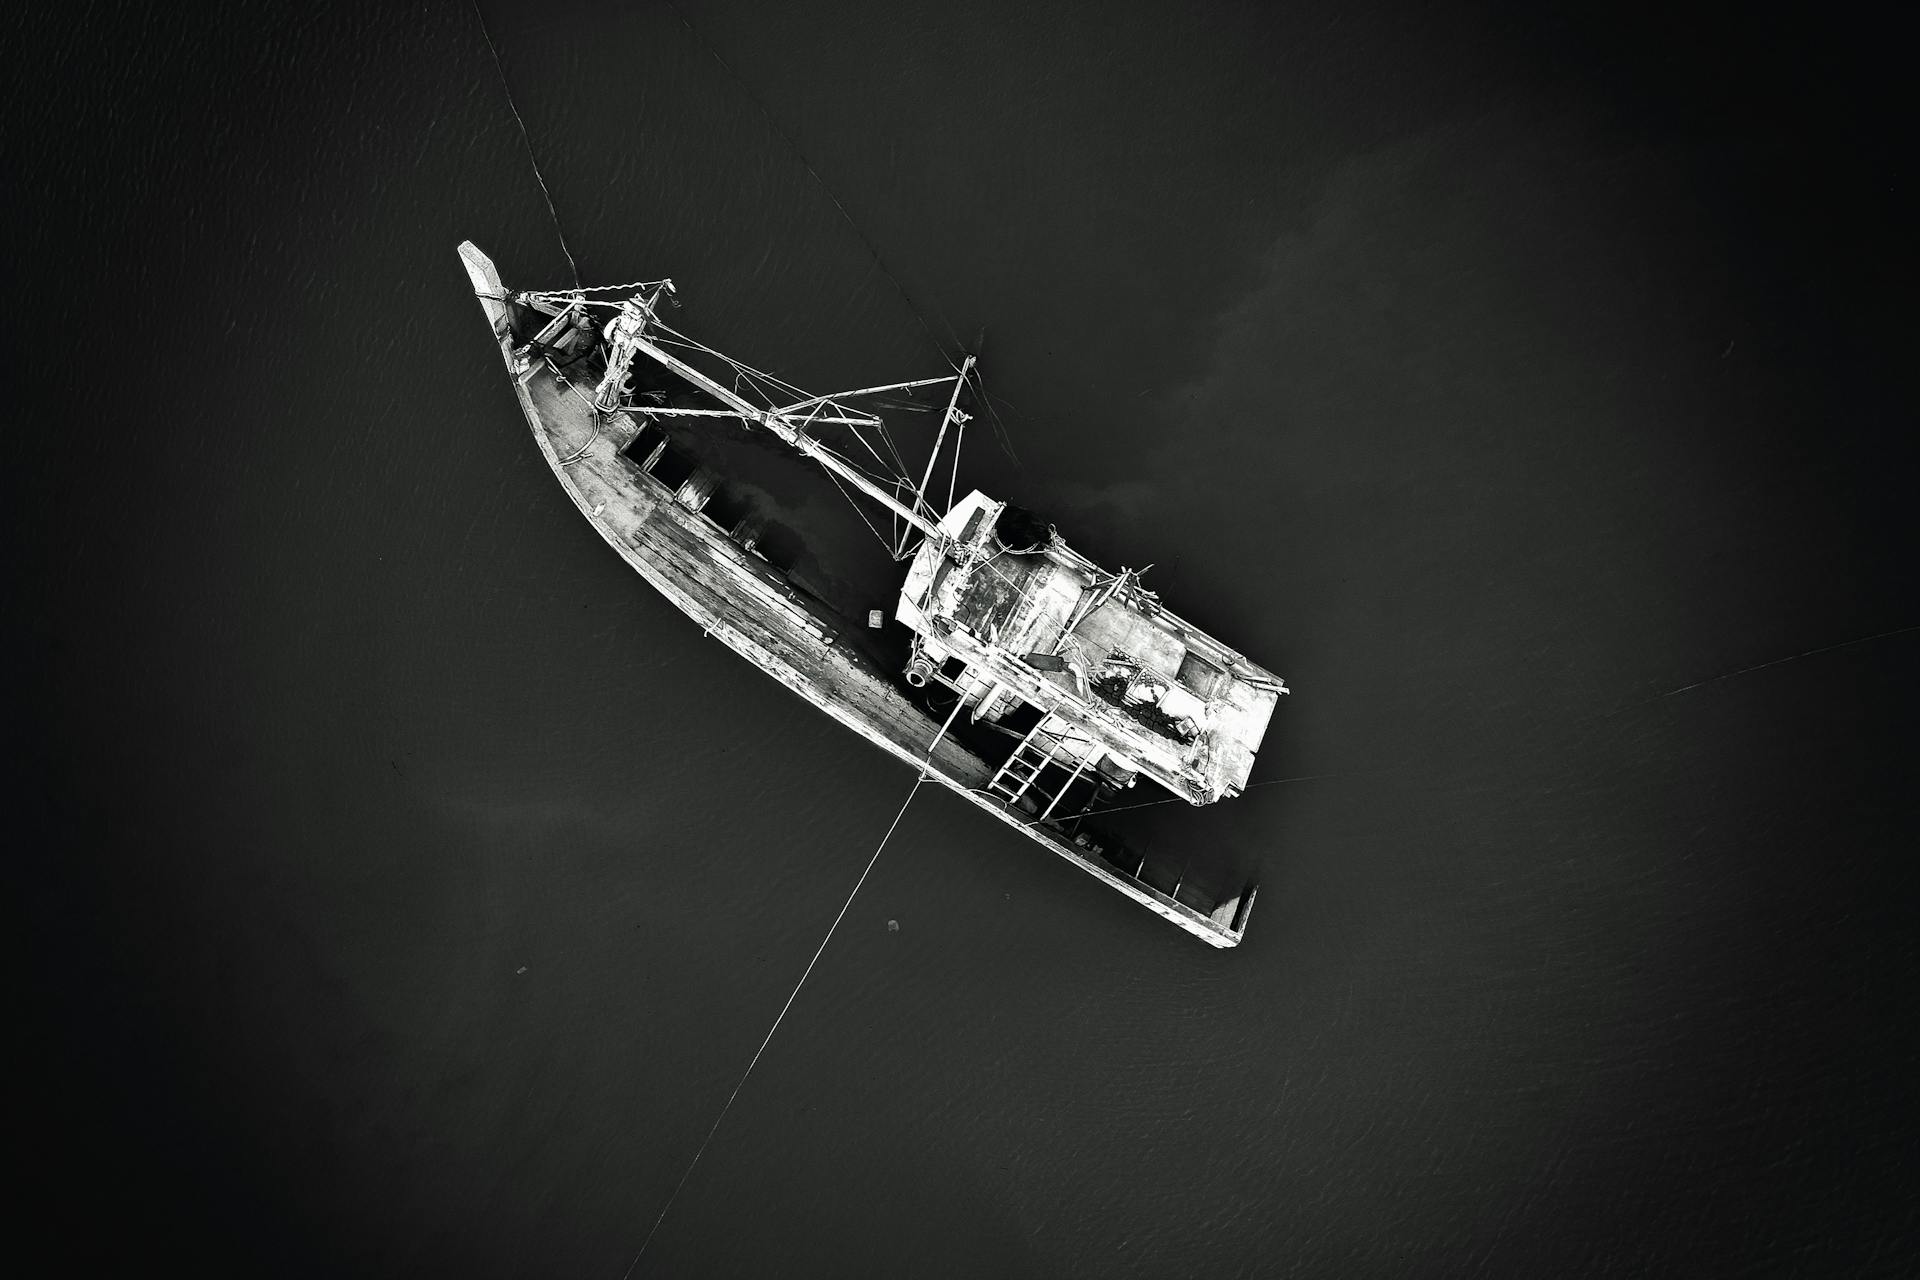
<box><xmin>459</xmin><ymin>242</ymin><xmax>1286</xmax><ymax>946</ymax></box>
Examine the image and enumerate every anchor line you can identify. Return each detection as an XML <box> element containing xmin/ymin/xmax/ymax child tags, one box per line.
<box><xmin>472</xmin><ymin>1</ymin><xmax>581</xmax><ymax>287</ymax></box>
<box><xmin>621</xmin><ymin>774</ymin><xmax>926</xmax><ymax>1275</ymax></box>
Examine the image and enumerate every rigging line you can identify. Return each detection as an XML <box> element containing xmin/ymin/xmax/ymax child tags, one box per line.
<box><xmin>651</xmin><ymin>325</ymin><xmax>814</xmax><ymax>404</ymax></box>
<box><xmin>810</xmin><ymin>410</ymin><xmax>909</xmax><ymax>485</ymax></box>
<box><xmin>948</xmin><ymin>416</ymin><xmax>965</xmax><ymax>512</ymax></box>
<box><xmin>471</xmin><ymin>1</ymin><xmax>580</xmax><ymax>288</ymax></box>
<box><xmin>525</xmin><ymin>278</ymin><xmax>673</xmax><ymax>297</ymax></box>
<box><xmin>815</xmin><ymin>443</ymin><xmax>906</xmax><ymax>491</ymax></box>
<box><xmin>836</xmin><ymin>418</ymin><xmax>896</xmax><ymax>476</ymax></box>
<box><xmin>821</xmin><ymin>463</ymin><xmax>898</xmax><ymax>553</ymax></box>
<box><xmin>728</xmin><ymin>358</ymin><xmax>789</xmax><ymax>405</ymax></box>
<box><xmin>622</xmin><ymin>774</ymin><xmax>927</xmax><ymax>1277</ymax></box>
<box><xmin>875</xmin><ymin>419</ymin><xmax>911</xmax><ymax>480</ymax></box>
<box><xmin>649</xmin><ymin>321</ymin><xmax>940</xmax><ymax>474</ymax></box>
<box><xmin>660</xmin><ymin>0</ymin><xmax>955</xmax><ymax>361</ymax></box>
<box><xmin>966</xmin><ymin>362</ymin><xmax>1021</xmax><ymax>468</ymax></box>
<box><xmin>811</xmin><ymin>407</ymin><xmax>923</xmax><ymax>485</ymax></box>
<box><xmin>1656</xmin><ymin>622</ymin><xmax>1920</xmax><ymax>699</ymax></box>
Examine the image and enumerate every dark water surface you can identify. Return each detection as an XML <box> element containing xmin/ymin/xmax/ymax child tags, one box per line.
<box><xmin>14</xmin><ymin>2</ymin><xmax>1914</xmax><ymax>1275</ymax></box>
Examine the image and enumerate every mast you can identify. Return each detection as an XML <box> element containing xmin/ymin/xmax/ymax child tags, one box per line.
<box><xmin>917</xmin><ymin>355</ymin><xmax>975</xmax><ymax>520</ymax></box>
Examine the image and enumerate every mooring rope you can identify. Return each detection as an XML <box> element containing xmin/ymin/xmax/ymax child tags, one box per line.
<box><xmin>472</xmin><ymin>2</ymin><xmax>581</xmax><ymax>288</ymax></box>
<box><xmin>621</xmin><ymin>774</ymin><xmax>926</xmax><ymax>1275</ymax></box>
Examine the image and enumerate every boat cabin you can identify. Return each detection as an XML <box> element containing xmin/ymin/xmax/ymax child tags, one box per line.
<box><xmin>897</xmin><ymin>491</ymin><xmax>1286</xmax><ymax>809</ymax></box>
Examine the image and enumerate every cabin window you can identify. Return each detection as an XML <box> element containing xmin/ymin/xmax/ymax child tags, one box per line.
<box><xmin>750</xmin><ymin>521</ymin><xmax>802</xmax><ymax>572</ymax></box>
<box><xmin>649</xmin><ymin>444</ymin><xmax>698</xmax><ymax>491</ymax></box>
<box><xmin>702</xmin><ymin>486</ymin><xmax>752</xmax><ymax>534</ymax></box>
<box><xmin>1177</xmin><ymin>651</ymin><xmax>1227</xmax><ymax>700</ymax></box>
<box><xmin>623</xmin><ymin>421</ymin><xmax>668</xmax><ymax>468</ymax></box>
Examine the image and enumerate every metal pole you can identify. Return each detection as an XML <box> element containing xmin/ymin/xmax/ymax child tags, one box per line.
<box><xmin>917</xmin><ymin>356</ymin><xmax>975</xmax><ymax>517</ymax></box>
<box><xmin>919</xmin><ymin>687</ymin><xmax>970</xmax><ymax>775</ymax></box>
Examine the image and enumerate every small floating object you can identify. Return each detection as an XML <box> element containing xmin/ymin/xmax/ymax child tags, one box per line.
<box><xmin>868</xmin><ymin>609</ymin><xmax>884</xmax><ymax>629</ymax></box>
<box><xmin>886</xmin><ymin>919</ymin><xmax>900</xmax><ymax>932</ymax></box>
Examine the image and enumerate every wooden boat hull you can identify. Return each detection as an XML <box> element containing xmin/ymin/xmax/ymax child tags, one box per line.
<box><xmin>460</xmin><ymin>242</ymin><xmax>1253</xmax><ymax>946</ymax></box>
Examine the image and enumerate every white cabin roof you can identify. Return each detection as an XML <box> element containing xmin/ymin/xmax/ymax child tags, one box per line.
<box><xmin>898</xmin><ymin>491</ymin><xmax>1285</xmax><ymax>802</ymax></box>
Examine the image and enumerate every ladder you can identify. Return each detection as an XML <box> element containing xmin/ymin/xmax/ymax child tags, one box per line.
<box><xmin>986</xmin><ymin>724</ymin><xmax>1051</xmax><ymax>807</ymax></box>
<box><xmin>986</xmin><ymin>716</ymin><xmax>1101</xmax><ymax>819</ymax></box>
